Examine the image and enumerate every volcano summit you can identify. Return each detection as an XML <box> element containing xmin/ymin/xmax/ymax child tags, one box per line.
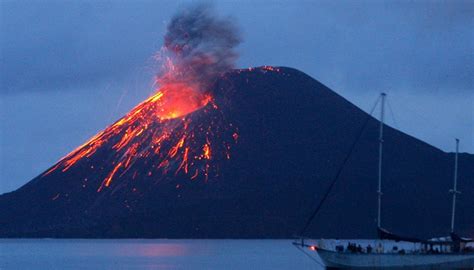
<box><xmin>1</xmin><ymin>67</ymin><xmax>473</xmax><ymax>238</ymax></box>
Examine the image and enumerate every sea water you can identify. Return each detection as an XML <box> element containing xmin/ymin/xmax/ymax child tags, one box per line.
<box><xmin>0</xmin><ymin>239</ymin><xmax>323</xmax><ymax>269</ymax></box>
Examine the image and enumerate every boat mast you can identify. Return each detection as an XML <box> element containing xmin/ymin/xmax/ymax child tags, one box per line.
<box><xmin>377</xmin><ymin>93</ymin><xmax>386</xmax><ymax>229</ymax></box>
<box><xmin>450</xmin><ymin>138</ymin><xmax>460</xmax><ymax>233</ymax></box>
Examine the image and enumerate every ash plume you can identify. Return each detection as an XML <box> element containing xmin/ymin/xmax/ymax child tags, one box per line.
<box><xmin>157</xmin><ymin>4</ymin><xmax>241</xmax><ymax>93</ymax></box>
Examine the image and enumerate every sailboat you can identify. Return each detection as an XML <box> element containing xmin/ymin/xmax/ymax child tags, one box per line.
<box><xmin>295</xmin><ymin>93</ymin><xmax>474</xmax><ymax>269</ymax></box>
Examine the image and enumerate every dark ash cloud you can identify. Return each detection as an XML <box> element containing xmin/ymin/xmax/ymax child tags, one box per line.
<box><xmin>157</xmin><ymin>4</ymin><xmax>241</xmax><ymax>93</ymax></box>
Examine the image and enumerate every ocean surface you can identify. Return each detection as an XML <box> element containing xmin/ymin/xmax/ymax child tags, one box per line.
<box><xmin>0</xmin><ymin>239</ymin><xmax>323</xmax><ymax>269</ymax></box>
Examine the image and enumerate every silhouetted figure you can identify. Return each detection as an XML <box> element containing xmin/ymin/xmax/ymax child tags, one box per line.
<box><xmin>347</xmin><ymin>242</ymin><xmax>358</xmax><ymax>253</ymax></box>
<box><xmin>366</xmin><ymin>245</ymin><xmax>373</xmax><ymax>254</ymax></box>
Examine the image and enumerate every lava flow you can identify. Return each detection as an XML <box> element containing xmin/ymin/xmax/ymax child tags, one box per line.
<box><xmin>43</xmin><ymin>85</ymin><xmax>238</xmax><ymax>192</ymax></box>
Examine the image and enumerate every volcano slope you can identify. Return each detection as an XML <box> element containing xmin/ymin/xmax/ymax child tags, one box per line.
<box><xmin>1</xmin><ymin>67</ymin><xmax>473</xmax><ymax>238</ymax></box>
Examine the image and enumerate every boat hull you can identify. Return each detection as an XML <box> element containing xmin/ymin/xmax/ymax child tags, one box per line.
<box><xmin>317</xmin><ymin>248</ymin><xmax>474</xmax><ymax>269</ymax></box>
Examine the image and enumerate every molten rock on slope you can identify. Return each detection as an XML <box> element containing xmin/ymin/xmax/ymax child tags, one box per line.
<box><xmin>1</xmin><ymin>67</ymin><xmax>473</xmax><ymax>238</ymax></box>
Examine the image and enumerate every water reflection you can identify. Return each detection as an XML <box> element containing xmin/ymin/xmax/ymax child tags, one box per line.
<box><xmin>117</xmin><ymin>243</ymin><xmax>189</xmax><ymax>257</ymax></box>
<box><xmin>0</xmin><ymin>239</ymin><xmax>320</xmax><ymax>270</ymax></box>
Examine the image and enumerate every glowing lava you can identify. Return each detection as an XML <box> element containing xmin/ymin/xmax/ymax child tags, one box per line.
<box><xmin>153</xmin><ymin>83</ymin><xmax>212</xmax><ymax>120</ymax></box>
<box><xmin>43</xmin><ymin>84</ymin><xmax>238</xmax><ymax>192</ymax></box>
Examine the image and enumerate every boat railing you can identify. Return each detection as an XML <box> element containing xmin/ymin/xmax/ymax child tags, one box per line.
<box><xmin>315</xmin><ymin>239</ymin><xmax>474</xmax><ymax>255</ymax></box>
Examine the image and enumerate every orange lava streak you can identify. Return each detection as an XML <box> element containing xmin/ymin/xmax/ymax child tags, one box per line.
<box><xmin>203</xmin><ymin>143</ymin><xmax>211</xmax><ymax>160</ymax></box>
<box><xmin>43</xmin><ymin>130</ymin><xmax>106</xmax><ymax>176</ymax></box>
<box><xmin>113</xmin><ymin>125</ymin><xmax>147</xmax><ymax>151</ymax></box>
<box><xmin>169</xmin><ymin>135</ymin><xmax>186</xmax><ymax>158</ymax></box>
<box><xmin>190</xmin><ymin>169</ymin><xmax>199</xmax><ymax>180</ymax></box>
<box><xmin>176</xmin><ymin>147</ymin><xmax>190</xmax><ymax>174</ymax></box>
<box><xmin>122</xmin><ymin>143</ymin><xmax>139</xmax><ymax>169</ymax></box>
<box><xmin>98</xmin><ymin>162</ymin><xmax>122</xmax><ymax>191</ymax></box>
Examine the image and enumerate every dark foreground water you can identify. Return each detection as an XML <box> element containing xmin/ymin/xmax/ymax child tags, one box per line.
<box><xmin>0</xmin><ymin>239</ymin><xmax>323</xmax><ymax>269</ymax></box>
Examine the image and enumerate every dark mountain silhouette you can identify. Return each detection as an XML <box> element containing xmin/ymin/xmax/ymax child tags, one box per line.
<box><xmin>0</xmin><ymin>67</ymin><xmax>472</xmax><ymax>238</ymax></box>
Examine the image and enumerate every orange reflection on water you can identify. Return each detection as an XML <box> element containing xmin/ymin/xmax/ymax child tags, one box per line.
<box><xmin>118</xmin><ymin>243</ymin><xmax>189</xmax><ymax>257</ymax></box>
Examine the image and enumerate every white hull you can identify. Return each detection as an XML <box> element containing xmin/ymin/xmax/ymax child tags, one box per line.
<box><xmin>317</xmin><ymin>248</ymin><xmax>474</xmax><ymax>269</ymax></box>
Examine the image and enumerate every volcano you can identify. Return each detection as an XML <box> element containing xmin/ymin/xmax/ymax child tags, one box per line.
<box><xmin>1</xmin><ymin>67</ymin><xmax>473</xmax><ymax>238</ymax></box>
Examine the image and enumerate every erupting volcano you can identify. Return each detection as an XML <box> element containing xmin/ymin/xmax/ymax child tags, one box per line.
<box><xmin>40</xmin><ymin>5</ymin><xmax>243</xmax><ymax>193</ymax></box>
<box><xmin>2</xmin><ymin>64</ymin><xmax>473</xmax><ymax>238</ymax></box>
<box><xmin>1</xmin><ymin>6</ymin><xmax>473</xmax><ymax>239</ymax></box>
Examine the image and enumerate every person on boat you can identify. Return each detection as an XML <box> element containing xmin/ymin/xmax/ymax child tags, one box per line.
<box><xmin>346</xmin><ymin>242</ymin><xmax>352</xmax><ymax>252</ymax></box>
<box><xmin>366</xmin><ymin>244</ymin><xmax>373</xmax><ymax>253</ymax></box>
<box><xmin>347</xmin><ymin>242</ymin><xmax>359</xmax><ymax>253</ymax></box>
<box><xmin>376</xmin><ymin>242</ymin><xmax>383</xmax><ymax>253</ymax></box>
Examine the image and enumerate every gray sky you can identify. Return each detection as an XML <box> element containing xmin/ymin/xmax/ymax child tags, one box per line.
<box><xmin>1</xmin><ymin>0</ymin><xmax>473</xmax><ymax>194</ymax></box>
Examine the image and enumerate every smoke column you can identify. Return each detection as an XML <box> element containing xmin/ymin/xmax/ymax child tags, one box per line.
<box><xmin>157</xmin><ymin>4</ymin><xmax>242</xmax><ymax>94</ymax></box>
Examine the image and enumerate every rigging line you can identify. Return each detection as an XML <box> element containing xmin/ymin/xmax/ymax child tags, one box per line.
<box><xmin>386</xmin><ymin>97</ymin><xmax>400</xmax><ymax>130</ymax></box>
<box><xmin>293</xmin><ymin>243</ymin><xmax>325</xmax><ymax>267</ymax></box>
<box><xmin>298</xmin><ymin>95</ymin><xmax>381</xmax><ymax>237</ymax></box>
